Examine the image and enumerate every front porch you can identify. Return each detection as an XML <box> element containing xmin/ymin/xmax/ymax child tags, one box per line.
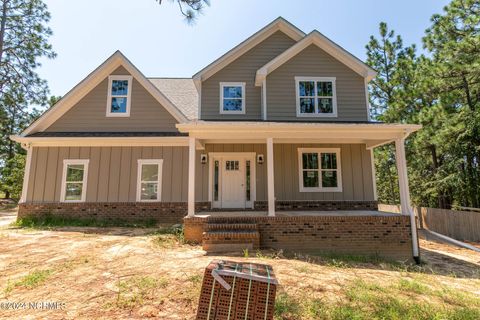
<box><xmin>184</xmin><ymin>210</ymin><xmax>414</xmax><ymax>261</ymax></box>
<box><xmin>177</xmin><ymin>121</ymin><xmax>421</xmax><ymax>261</ymax></box>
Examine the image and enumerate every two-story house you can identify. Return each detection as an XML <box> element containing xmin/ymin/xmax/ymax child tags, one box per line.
<box><xmin>11</xmin><ymin>18</ymin><xmax>421</xmax><ymax>261</ymax></box>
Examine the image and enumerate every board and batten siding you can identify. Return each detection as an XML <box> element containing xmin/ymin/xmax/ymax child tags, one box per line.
<box><xmin>25</xmin><ymin>146</ymin><xmax>189</xmax><ymax>203</ymax></box>
<box><xmin>197</xmin><ymin>143</ymin><xmax>374</xmax><ymax>202</ymax></box>
<box><xmin>266</xmin><ymin>45</ymin><xmax>368</xmax><ymax>121</ymax></box>
<box><xmin>201</xmin><ymin>31</ymin><xmax>297</xmax><ymax>120</ymax></box>
<box><xmin>25</xmin><ymin>143</ymin><xmax>374</xmax><ymax>204</ymax></box>
<box><xmin>45</xmin><ymin>66</ymin><xmax>179</xmax><ymax>132</ymax></box>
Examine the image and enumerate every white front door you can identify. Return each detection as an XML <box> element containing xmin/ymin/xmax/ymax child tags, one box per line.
<box><xmin>210</xmin><ymin>153</ymin><xmax>256</xmax><ymax>209</ymax></box>
<box><xmin>221</xmin><ymin>159</ymin><xmax>245</xmax><ymax>208</ymax></box>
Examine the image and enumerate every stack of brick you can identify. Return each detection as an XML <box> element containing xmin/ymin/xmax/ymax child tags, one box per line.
<box><xmin>196</xmin><ymin>260</ymin><xmax>278</xmax><ymax>320</ymax></box>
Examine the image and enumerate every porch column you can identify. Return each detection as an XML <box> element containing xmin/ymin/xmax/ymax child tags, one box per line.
<box><xmin>395</xmin><ymin>138</ymin><xmax>420</xmax><ymax>261</ymax></box>
<box><xmin>266</xmin><ymin>137</ymin><xmax>275</xmax><ymax>216</ymax></box>
<box><xmin>187</xmin><ymin>137</ymin><xmax>196</xmax><ymax>217</ymax></box>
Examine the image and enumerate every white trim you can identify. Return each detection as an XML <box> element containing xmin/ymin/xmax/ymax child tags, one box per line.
<box><xmin>136</xmin><ymin>159</ymin><xmax>163</xmax><ymax>202</ymax></box>
<box><xmin>365</xmin><ymin>78</ymin><xmax>371</xmax><ymax>121</ymax></box>
<box><xmin>60</xmin><ymin>159</ymin><xmax>89</xmax><ymax>203</ymax></box>
<box><xmin>193</xmin><ymin>17</ymin><xmax>305</xmax><ymax>83</ymax></box>
<box><xmin>207</xmin><ymin>152</ymin><xmax>257</xmax><ymax>209</ymax></box>
<box><xmin>295</xmin><ymin>77</ymin><xmax>337</xmax><ymax>118</ymax></box>
<box><xmin>262</xmin><ymin>79</ymin><xmax>267</xmax><ymax>120</ymax></box>
<box><xmin>10</xmin><ymin>136</ymin><xmax>191</xmax><ymax>148</ymax></box>
<box><xmin>21</xmin><ymin>51</ymin><xmax>187</xmax><ymax>136</ymax></box>
<box><xmin>19</xmin><ymin>145</ymin><xmax>33</xmax><ymax>203</ymax></box>
<box><xmin>266</xmin><ymin>138</ymin><xmax>275</xmax><ymax>216</ymax></box>
<box><xmin>297</xmin><ymin>148</ymin><xmax>342</xmax><ymax>192</ymax></box>
<box><xmin>395</xmin><ymin>138</ymin><xmax>419</xmax><ymax>258</ymax></box>
<box><xmin>219</xmin><ymin>82</ymin><xmax>246</xmax><ymax>114</ymax></box>
<box><xmin>370</xmin><ymin>148</ymin><xmax>378</xmax><ymax>200</ymax></box>
<box><xmin>106</xmin><ymin>75</ymin><xmax>133</xmax><ymax>117</ymax></box>
<box><xmin>187</xmin><ymin>137</ymin><xmax>196</xmax><ymax>217</ymax></box>
<box><xmin>255</xmin><ymin>31</ymin><xmax>377</xmax><ymax>86</ymax></box>
<box><xmin>197</xmin><ymin>80</ymin><xmax>202</xmax><ymax>120</ymax></box>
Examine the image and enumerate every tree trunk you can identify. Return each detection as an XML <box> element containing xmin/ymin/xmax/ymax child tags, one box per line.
<box><xmin>0</xmin><ymin>0</ymin><xmax>9</xmax><ymax>66</ymax></box>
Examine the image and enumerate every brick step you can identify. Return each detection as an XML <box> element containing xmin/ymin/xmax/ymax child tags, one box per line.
<box><xmin>205</xmin><ymin>217</ymin><xmax>257</xmax><ymax>224</ymax></box>
<box><xmin>202</xmin><ymin>230</ymin><xmax>260</xmax><ymax>253</ymax></box>
<box><xmin>204</xmin><ymin>223</ymin><xmax>258</xmax><ymax>232</ymax></box>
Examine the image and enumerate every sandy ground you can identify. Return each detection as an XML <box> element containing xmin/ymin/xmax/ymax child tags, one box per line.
<box><xmin>0</xmin><ymin>213</ymin><xmax>479</xmax><ymax>319</ymax></box>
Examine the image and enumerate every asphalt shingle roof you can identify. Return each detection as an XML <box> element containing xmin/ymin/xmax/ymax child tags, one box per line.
<box><xmin>148</xmin><ymin>78</ymin><xmax>198</xmax><ymax>120</ymax></box>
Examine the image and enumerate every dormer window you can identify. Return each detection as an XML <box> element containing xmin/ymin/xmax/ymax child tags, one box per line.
<box><xmin>295</xmin><ymin>77</ymin><xmax>337</xmax><ymax>117</ymax></box>
<box><xmin>107</xmin><ymin>75</ymin><xmax>132</xmax><ymax>117</ymax></box>
<box><xmin>220</xmin><ymin>82</ymin><xmax>245</xmax><ymax>114</ymax></box>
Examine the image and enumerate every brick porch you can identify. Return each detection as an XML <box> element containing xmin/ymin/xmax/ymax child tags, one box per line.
<box><xmin>184</xmin><ymin>211</ymin><xmax>414</xmax><ymax>261</ymax></box>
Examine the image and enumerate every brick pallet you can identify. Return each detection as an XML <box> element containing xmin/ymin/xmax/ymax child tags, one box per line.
<box><xmin>196</xmin><ymin>260</ymin><xmax>277</xmax><ymax>320</ymax></box>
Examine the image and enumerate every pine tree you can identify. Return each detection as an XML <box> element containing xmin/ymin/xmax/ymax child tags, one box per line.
<box><xmin>0</xmin><ymin>0</ymin><xmax>55</xmax><ymax>199</ymax></box>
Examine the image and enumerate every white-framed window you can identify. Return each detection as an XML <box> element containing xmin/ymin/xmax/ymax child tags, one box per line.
<box><xmin>297</xmin><ymin>148</ymin><xmax>342</xmax><ymax>192</ymax></box>
<box><xmin>60</xmin><ymin>159</ymin><xmax>89</xmax><ymax>202</ymax></box>
<box><xmin>136</xmin><ymin>159</ymin><xmax>163</xmax><ymax>202</ymax></box>
<box><xmin>220</xmin><ymin>82</ymin><xmax>246</xmax><ymax>114</ymax></box>
<box><xmin>106</xmin><ymin>75</ymin><xmax>133</xmax><ymax>117</ymax></box>
<box><xmin>295</xmin><ymin>77</ymin><xmax>337</xmax><ymax>117</ymax></box>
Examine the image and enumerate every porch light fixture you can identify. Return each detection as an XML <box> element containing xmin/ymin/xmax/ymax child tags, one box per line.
<box><xmin>257</xmin><ymin>154</ymin><xmax>264</xmax><ymax>164</ymax></box>
<box><xmin>200</xmin><ymin>154</ymin><xmax>207</xmax><ymax>164</ymax></box>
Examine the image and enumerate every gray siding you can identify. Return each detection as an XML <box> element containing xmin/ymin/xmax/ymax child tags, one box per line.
<box><xmin>197</xmin><ymin>143</ymin><xmax>374</xmax><ymax>202</ymax></box>
<box><xmin>201</xmin><ymin>31</ymin><xmax>296</xmax><ymax>120</ymax></box>
<box><xmin>46</xmin><ymin>66</ymin><xmax>179</xmax><ymax>132</ymax></box>
<box><xmin>266</xmin><ymin>45</ymin><xmax>368</xmax><ymax>121</ymax></box>
<box><xmin>26</xmin><ymin>146</ymin><xmax>189</xmax><ymax>203</ymax></box>
<box><xmin>25</xmin><ymin>143</ymin><xmax>374</xmax><ymax>204</ymax></box>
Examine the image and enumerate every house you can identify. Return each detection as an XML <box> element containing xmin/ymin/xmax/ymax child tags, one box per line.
<box><xmin>11</xmin><ymin>18</ymin><xmax>421</xmax><ymax>261</ymax></box>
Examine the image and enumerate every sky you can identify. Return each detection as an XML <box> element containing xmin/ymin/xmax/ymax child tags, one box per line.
<box><xmin>39</xmin><ymin>0</ymin><xmax>450</xmax><ymax>97</ymax></box>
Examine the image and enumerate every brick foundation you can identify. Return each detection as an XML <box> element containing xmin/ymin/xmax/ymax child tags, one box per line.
<box><xmin>254</xmin><ymin>200</ymin><xmax>378</xmax><ymax>211</ymax></box>
<box><xmin>184</xmin><ymin>215</ymin><xmax>414</xmax><ymax>261</ymax></box>
<box><xmin>18</xmin><ymin>202</ymin><xmax>211</xmax><ymax>225</ymax></box>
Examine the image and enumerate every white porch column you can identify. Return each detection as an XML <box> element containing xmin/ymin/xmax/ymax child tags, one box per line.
<box><xmin>266</xmin><ymin>137</ymin><xmax>275</xmax><ymax>216</ymax></box>
<box><xmin>187</xmin><ymin>137</ymin><xmax>196</xmax><ymax>217</ymax></box>
<box><xmin>395</xmin><ymin>138</ymin><xmax>420</xmax><ymax>261</ymax></box>
<box><xmin>19</xmin><ymin>144</ymin><xmax>32</xmax><ymax>203</ymax></box>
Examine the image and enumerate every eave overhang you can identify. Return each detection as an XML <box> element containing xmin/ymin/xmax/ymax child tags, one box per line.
<box><xmin>176</xmin><ymin>121</ymin><xmax>421</xmax><ymax>149</ymax></box>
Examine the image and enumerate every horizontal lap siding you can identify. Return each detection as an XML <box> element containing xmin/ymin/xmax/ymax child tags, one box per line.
<box><xmin>266</xmin><ymin>45</ymin><xmax>368</xmax><ymax>121</ymax></box>
<box><xmin>201</xmin><ymin>31</ymin><xmax>296</xmax><ymax>120</ymax></box>
<box><xmin>25</xmin><ymin>146</ymin><xmax>188</xmax><ymax>203</ymax></box>
<box><xmin>45</xmin><ymin>66</ymin><xmax>179</xmax><ymax>132</ymax></box>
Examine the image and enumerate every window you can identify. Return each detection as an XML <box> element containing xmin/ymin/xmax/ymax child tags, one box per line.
<box><xmin>295</xmin><ymin>77</ymin><xmax>337</xmax><ymax>117</ymax></box>
<box><xmin>107</xmin><ymin>75</ymin><xmax>133</xmax><ymax>117</ymax></box>
<box><xmin>61</xmin><ymin>159</ymin><xmax>89</xmax><ymax>202</ymax></box>
<box><xmin>136</xmin><ymin>159</ymin><xmax>163</xmax><ymax>202</ymax></box>
<box><xmin>298</xmin><ymin>148</ymin><xmax>342</xmax><ymax>192</ymax></box>
<box><xmin>220</xmin><ymin>82</ymin><xmax>245</xmax><ymax>114</ymax></box>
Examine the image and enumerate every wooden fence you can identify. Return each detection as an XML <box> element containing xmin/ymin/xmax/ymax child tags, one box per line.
<box><xmin>378</xmin><ymin>204</ymin><xmax>480</xmax><ymax>242</ymax></box>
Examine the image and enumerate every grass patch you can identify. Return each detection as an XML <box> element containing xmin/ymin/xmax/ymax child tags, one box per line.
<box><xmin>4</xmin><ymin>269</ymin><xmax>53</xmax><ymax>296</ymax></box>
<box><xmin>273</xmin><ymin>278</ymin><xmax>480</xmax><ymax>320</ymax></box>
<box><xmin>14</xmin><ymin>214</ymin><xmax>159</xmax><ymax>229</ymax></box>
<box><xmin>150</xmin><ymin>225</ymin><xmax>185</xmax><ymax>248</ymax></box>
<box><xmin>115</xmin><ymin>276</ymin><xmax>168</xmax><ymax>309</ymax></box>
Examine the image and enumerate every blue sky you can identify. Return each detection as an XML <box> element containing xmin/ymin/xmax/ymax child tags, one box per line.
<box><xmin>40</xmin><ymin>0</ymin><xmax>450</xmax><ymax>97</ymax></box>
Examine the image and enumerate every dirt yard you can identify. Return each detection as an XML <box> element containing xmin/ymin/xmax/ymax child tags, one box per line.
<box><xmin>0</xmin><ymin>210</ymin><xmax>479</xmax><ymax>319</ymax></box>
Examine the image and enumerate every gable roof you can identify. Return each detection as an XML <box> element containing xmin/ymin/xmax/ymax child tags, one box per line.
<box><xmin>192</xmin><ymin>17</ymin><xmax>305</xmax><ymax>85</ymax></box>
<box><xmin>255</xmin><ymin>30</ymin><xmax>377</xmax><ymax>86</ymax></box>
<box><xmin>148</xmin><ymin>78</ymin><xmax>198</xmax><ymax>120</ymax></box>
<box><xmin>21</xmin><ymin>51</ymin><xmax>188</xmax><ymax>136</ymax></box>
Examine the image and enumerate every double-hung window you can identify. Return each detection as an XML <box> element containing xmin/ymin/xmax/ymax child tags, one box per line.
<box><xmin>298</xmin><ymin>148</ymin><xmax>342</xmax><ymax>192</ymax></box>
<box><xmin>220</xmin><ymin>82</ymin><xmax>245</xmax><ymax>114</ymax></box>
<box><xmin>107</xmin><ymin>75</ymin><xmax>132</xmax><ymax>117</ymax></box>
<box><xmin>295</xmin><ymin>77</ymin><xmax>337</xmax><ymax>117</ymax></box>
<box><xmin>136</xmin><ymin>159</ymin><xmax>163</xmax><ymax>202</ymax></box>
<box><xmin>61</xmin><ymin>159</ymin><xmax>89</xmax><ymax>202</ymax></box>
